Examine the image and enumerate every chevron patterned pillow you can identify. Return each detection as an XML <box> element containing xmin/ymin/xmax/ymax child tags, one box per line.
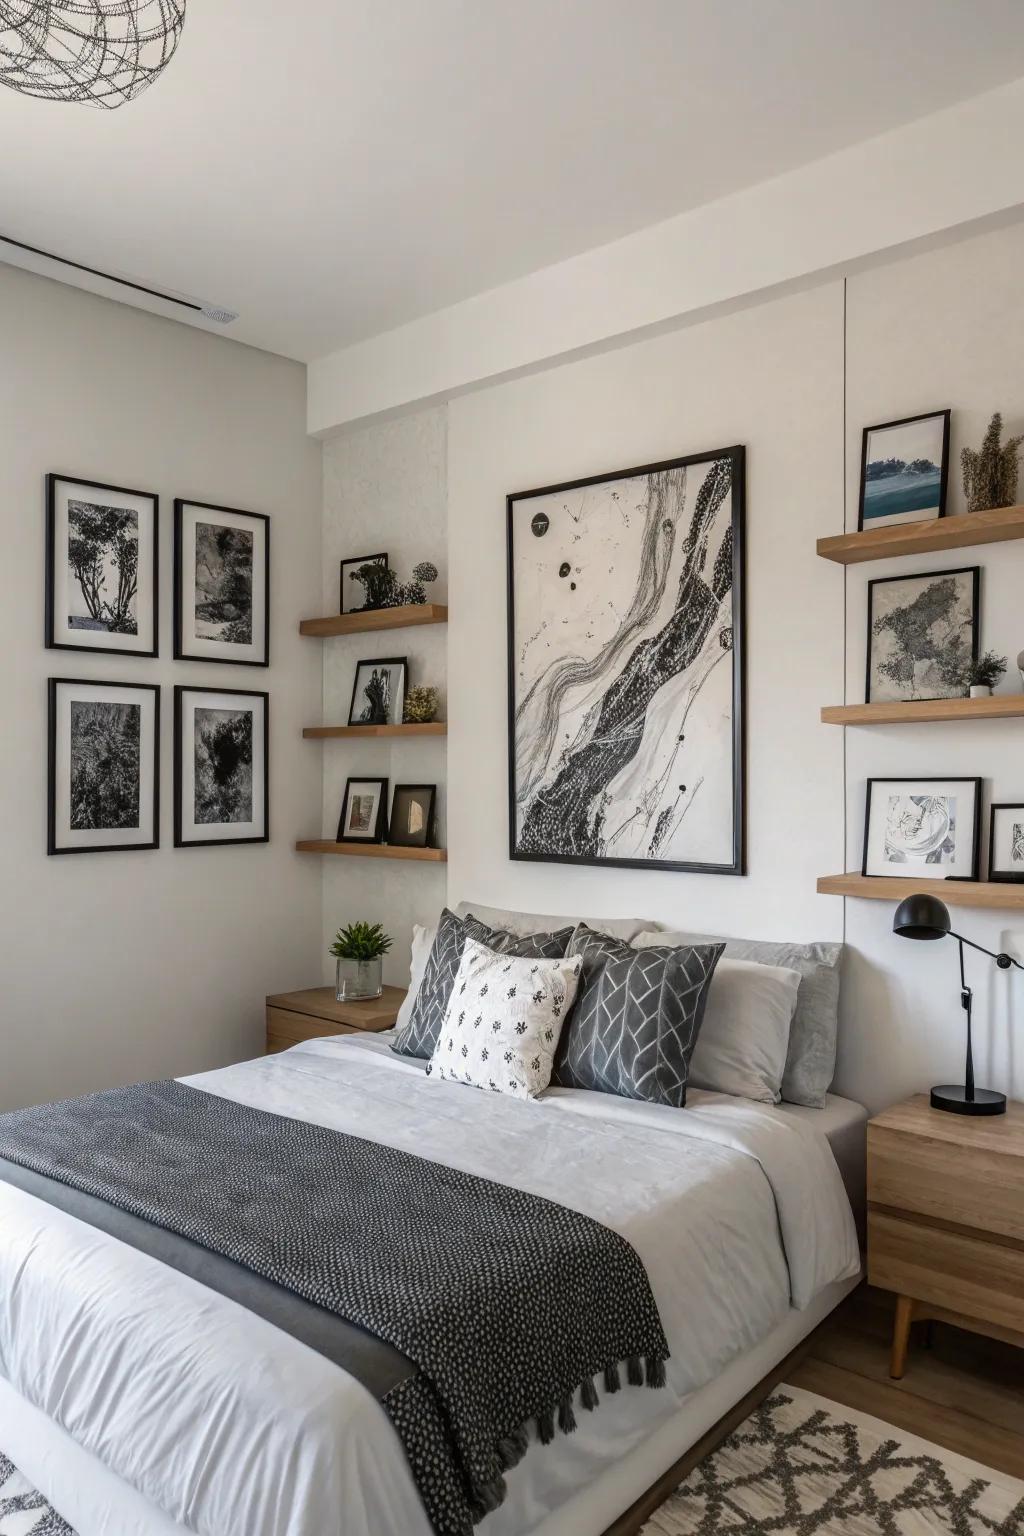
<box><xmin>553</xmin><ymin>925</ymin><xmax>725</xmax><ymax>1107</ymax></box>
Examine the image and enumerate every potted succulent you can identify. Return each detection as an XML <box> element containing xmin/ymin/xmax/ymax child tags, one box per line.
<box><xmin>330</xmin><ymin>921</ymin><xmax>392</xmax><ymax>1002</ymax></box>
<box><xmin>968</xmin><ymin>650</ymin><xmax>1008</xmax><ymax>699</ymax></box>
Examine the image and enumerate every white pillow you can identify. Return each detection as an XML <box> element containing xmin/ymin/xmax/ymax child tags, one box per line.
<box><xmin>394</xmin><ymin>923</ymin><xmax>436</xmax><ymax>1037</ymax></box>
<box><xmin>427</xmin><ymin>938</ymin><xmax>582</xmax><ymax>1100</ymax></box>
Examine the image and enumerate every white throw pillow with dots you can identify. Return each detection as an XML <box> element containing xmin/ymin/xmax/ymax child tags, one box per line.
<box><xmin>428</xmin><ymin>937</ymin><xmax>583</xmax><ymax>1100</ymax></box>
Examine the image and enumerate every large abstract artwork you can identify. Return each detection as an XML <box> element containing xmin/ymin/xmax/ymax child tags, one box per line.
<box><xmin>507</xmin><ymin>447</ymin><xmax>745</xmax><ymax>875</ymax></box>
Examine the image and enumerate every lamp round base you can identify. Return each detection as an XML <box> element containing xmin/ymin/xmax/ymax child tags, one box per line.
<box><xmin>930</xmin><ymin>1084</ymin><xmax>1006</xmax><ymax>1116</ymax></box>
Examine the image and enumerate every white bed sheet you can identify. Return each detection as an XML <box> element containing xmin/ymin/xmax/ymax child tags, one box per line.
<box><xmin>0</xmin><ymin>1035</ymin><xmax>861</xmax><ymax>1536</ymax></box>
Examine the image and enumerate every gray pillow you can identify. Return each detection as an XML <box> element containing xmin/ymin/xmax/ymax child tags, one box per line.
<box><xmin>553</xmin><ymin>924</ymin><xmax>724</xmax><ymax>1108</ymax></box>
<box><xmin>637</xmin><ymin>928</ymin><xmax>842</xmax><ymax>1108</ymax></box>
<box><xmin>391</xmin><ymin>908</ymin><xmax>575</xmax><ymax>1060</ymax></box>
<box><xmin>454</xmin><ymin>901</ymin><xmax>650</xmax><ymax>943</ymax></box>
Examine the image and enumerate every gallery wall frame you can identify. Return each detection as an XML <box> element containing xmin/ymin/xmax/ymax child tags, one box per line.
<box><xmin>48</xmin><ymin>677</ymin><xmax>161</xmax><ymax>854</ymax></box>
<box><xmin>45</xmin><ymin>473</ymin><xmax>159</xmax><ymax>658</ymax></box>
<box><xmin>173</xmin><ymin>684</ymin><xmax>269</xmax><ymax>848</ymax></box>
<box><xmin>856</xmin><ymin>409</ymin><xmax>951</xmax><ymax>533</ymax></box>
<box><xmin>988</xmin><ymin>802</ymin><xmax>1024</xmax><ymax>884</ymax></box>
<box><xmin>173</xmin><ymin>499</ymin><xmax>270</xmax><ymax>667</ymax></box>
<box><xmin>862</xmin><ymin>775</ymin><xmax>982</xmax><ymax>882</ymax></box>
<box><xmin>864</xmin><ymin>565</ymin><xmax>980</xmax><ymax>705</ymax></box>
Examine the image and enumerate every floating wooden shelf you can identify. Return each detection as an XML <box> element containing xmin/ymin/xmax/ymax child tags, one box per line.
<box><xmin>817</xmin><ymin>874</ymin><xmax>1024</xmax><ymax>910</ymax></box>
<box><xmin>816</xmin><ymin>505</ymin><xmax>1024</xmax><ymax>566</ymax></box>
<box><xmin>821</xmin><ymin>696</ymin><xmax>1024</xmax><ymax>726</ymax></box>
<box><xmin>296</xmin><ymin>840</ymin><xmax>447</xmax><ymax>862</ymax></box>
<box><xmin>299</xmin><ymin>603</ymin><xmax>448</xmax><ymax>638</ymax></box>
<box><xmin>302</xmin><ymin>722</ymin><xmax>448</xmax><ymax>740</ymax></box>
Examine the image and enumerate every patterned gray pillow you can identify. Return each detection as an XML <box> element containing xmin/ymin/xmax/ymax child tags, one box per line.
<box><xmin>553</xmin><ymin>925</ymin><xmax>725</xmax><ymax>1108</ymax></box>
<box><xmin>391</xmin><ymin>908</ymin><xmax>575</xmax><ymax>1061</ymax></box>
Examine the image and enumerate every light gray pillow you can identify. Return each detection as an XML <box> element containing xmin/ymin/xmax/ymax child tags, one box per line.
<box><xmin>636</xmin><ymin>928</ymin><xmax>842</xmax><ymax>1108</ymax></box>
<box><xmin>455</xmin><ymin>900</ymin><xmax>650</xmax><ymax>944</ymax></box>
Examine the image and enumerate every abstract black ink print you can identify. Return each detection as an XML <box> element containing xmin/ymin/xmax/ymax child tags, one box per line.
<box><xmin>67</xmin><ymin>500</ymin><xmax>139</xmax><ymax>634</ymax></box>
<box><xmin>868</xmin><ymin>569</ymin><xmax>976</xmax><ymax>703</ymax></box>
<box><xmin>69</xmin><ymin>701</ymin><xmax>141</xmax><ymax>829</ymax></box>
<box><xmin>194</xmin><ymin>707</ymin><xmax>253</xmax><ymax>823</ymax></box>
<box><xmin>195</xmin><ymin>523</ymin><xmax>253</xmax><ymax>644</ymax></box>
<box><xmin>357</xmin><ymin>668</ymin><xmax>392</xmax><ymax>724</ymax></box>
<box><xmin>1013</xmin><ymin>823</ymin><xmax>1024</xmax><ymax>865</ymax></box>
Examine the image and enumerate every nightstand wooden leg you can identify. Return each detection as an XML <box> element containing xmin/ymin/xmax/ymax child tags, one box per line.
<box><xmin>890</xmin><ymin>1295</ymin><xmax>915</xmax><ymax>1380</ymax></box>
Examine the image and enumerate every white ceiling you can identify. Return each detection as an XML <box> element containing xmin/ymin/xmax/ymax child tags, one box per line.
<box><xmin>3</xmin><ymin>0</ymin><xmax>1024</xmax><ymax>363</ymax></box>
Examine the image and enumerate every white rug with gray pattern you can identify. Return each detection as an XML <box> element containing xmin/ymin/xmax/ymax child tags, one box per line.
<box><xmin>0</xmin><ymin>1451</ymin><xmax>74</xmax><ymax>1535</ymax></box>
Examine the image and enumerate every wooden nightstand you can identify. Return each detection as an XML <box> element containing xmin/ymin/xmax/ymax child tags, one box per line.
<box><xmin>265</xmin><ymin>985</ymin><xmax>407</xmax><ymax>1054</ymax></box>
<box><xmin>867</xmin><ymin>1093</ymin><xmax>1024</xmax><ymax>1379</ymax></box>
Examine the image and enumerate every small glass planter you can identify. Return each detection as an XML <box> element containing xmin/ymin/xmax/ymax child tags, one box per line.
<box><xmin>335</xmin><ymin>956</ymin><xmax>383</xmax><ymax>1002</ymax></box>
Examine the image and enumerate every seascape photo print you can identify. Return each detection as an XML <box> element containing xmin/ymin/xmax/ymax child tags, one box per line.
<box><xmin>508</xmin><ymin>447</ymin><xmax>744</xmax><ymax>874</ymax></box>
<box><xmin>858</xmin><ymin>410</ymin><xmax>950</xmax><ymax>530</ymax></box>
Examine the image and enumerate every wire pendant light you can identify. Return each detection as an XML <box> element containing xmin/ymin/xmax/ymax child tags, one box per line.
<box><xmin>0</xmin><ymin>1</ymin><xmax>186</xmax><ymax>109</ymax></box>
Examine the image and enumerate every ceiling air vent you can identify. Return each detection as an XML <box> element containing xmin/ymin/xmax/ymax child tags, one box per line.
<box><xmin>0</xmin><ymin>233</ymin><xmax>238</xmax><ymax>324</ymax></box>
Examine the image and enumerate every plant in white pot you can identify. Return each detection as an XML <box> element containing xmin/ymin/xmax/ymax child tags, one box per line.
<box><xmin>968</xmin><ymin>650</ymin><xmax>1007</xmax><ymax>698</ymax></box>
<box><xmin>330</xmin><ymin>921</ymin><xmax>392</xmax><ymax>1002</ymax></box>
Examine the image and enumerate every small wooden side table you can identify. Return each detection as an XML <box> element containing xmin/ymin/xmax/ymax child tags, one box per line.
<box><xmin>265</xmin><ymin>985</ymin><xmax>407</xmax><ymax>1055</ymax></box>
<box><xmin>867</xmin><ymin>1093</ymin><xmax>1024</xmax><ymax>1379</ymax></box>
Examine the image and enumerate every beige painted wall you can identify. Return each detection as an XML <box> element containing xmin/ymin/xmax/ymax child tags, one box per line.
<box><xmin>0</xmin><ymin>263</ymin><xmax>323</xmax><ymax>1113</ymax></box>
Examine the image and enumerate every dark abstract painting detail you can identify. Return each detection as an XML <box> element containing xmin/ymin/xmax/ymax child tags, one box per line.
<box><xmin>69</xmin><ymin>701</ymin><xmax>141</xmax><ymax>830</ymax></box>
<box><xmin>509</xmin><ymin>450</ymin><xmax>743</xmax><ymax>873</ymax></box>
<box><xmin>0</xmin><ymin>1</ymin><xmax>187</xmax><ymax>110</ymax></box>
<box><xmin>194</xmin><ymin>523</ymin><xmax>253</xmax><ymax>645</ymax></box>
<box><xmin>194</xmin><ymin>707</ymin><xmax>253</xmax><ymax>824</ymax></box>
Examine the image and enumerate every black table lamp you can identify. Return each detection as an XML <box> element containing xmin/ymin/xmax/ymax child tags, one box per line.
<box><xmin>893</xmin><ymin>893</ymin><xmax>1022</xmax><ymax>1116</ymax></box>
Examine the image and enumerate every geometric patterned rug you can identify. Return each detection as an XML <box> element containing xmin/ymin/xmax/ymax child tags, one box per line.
<box><xmin>0</xmin><ymin>1453</ymin><xmax>74</xmax><ymax>1536</ymax></box>
<box><xmin>641</xmin><ymin>1385</ymin><xmax>1024</xmax><ymax>1535</ymax></box>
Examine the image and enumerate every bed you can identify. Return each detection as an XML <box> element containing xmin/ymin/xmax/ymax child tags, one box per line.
<box><xmin>0</xmin><ymin>1031</ymin><xmax>863</xmax><ymax>1536</ymax></box>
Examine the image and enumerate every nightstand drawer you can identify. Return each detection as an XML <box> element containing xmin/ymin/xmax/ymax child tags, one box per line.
<box><xmin>869</xmin><ymin>1124</ymin><xmax>1024</xmax><ymax>1242</ymax></box>
<box><xmin>868</xmin><ymin>1209</ymin><xmax>1024</xmax><ymax>1334</ymax></box>
<box><xmin>265</xmin><ymin>1007</ymin><xmax>358</xmax><ymax>1052</ymax></box>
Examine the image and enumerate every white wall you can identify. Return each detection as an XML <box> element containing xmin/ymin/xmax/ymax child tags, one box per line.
<box><xmin>1</xmin><ymin>263</ymin><xmax>323</xmax><ymax>1113</ymax></box>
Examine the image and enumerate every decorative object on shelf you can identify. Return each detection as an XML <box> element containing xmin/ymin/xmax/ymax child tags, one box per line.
<box><xmin>48</xmin><ymin>677</ymin><xmax>159</xmax><ymax>854</ymax></box>
<box><xmin>862</xmin><ymin>776</ymin><xmax>980</xmax><ymax>881</ymax></box>
<box><xmin>403</xmin><ymin>684</ymin><xmax>440</xmax><ymax>724</ymax></box>
<box><xmin>0</xmin><ymin>0</ymin><xmax>186</xmax><ymax>109</ymax></box>
<box><xmin>967</xmin><ymin>649</ymin><xmax>1007</xmax><ymax>698</ymax></box>
<box><xmin>46</xmin><ymin>474</ymin><xmax>158</xmax><ymax>657</ymax></box>
<box><xmin>336</xmin><ymin>776</ymin><xmax>388</xmax><ymax>843</ymax></box>
<box><xmin>1019</xmin><ymin>648</ymin><xmax>1024</xmax><ymax>690</ymax></box>
<box><xmin>988</xmin><ymin>803</ymin><xmax>1024</xmax><ymax>883</ymax></box>
<box><xmin>173</xmin><ymin>685</ymin><xmax>268</xmax><ymax>847</ymax></box>
<box><xmin>892</xmin><ymin>891</ymin><xmax>1022</xmax><ymax>1115</ymax></box>
<box><xmin>857</xmin><ymin>410</ymin><xmax>950</xmax><ymax>532</ymax></box>
<box><xmin>388</xmin><ymin>784</ymin><xmax>437</xmax><ymax>848</ymax></box>
<box><xmin>508</xmin><ymin>446</ymin><xmax>745</xmax><ymax>875</ymax></box>
<box><xmin>865</xmin><ymin>566</ymin><xmax>978</xmax><ymax>704</ymax></box>
<box><xmin>339</xmin><ymin>552</ymin><xmax>387</xmax><ymax>614</ymax></box>
<box><xmin>960</xmin><ymin>411</ymin><xmax>1024</xmax><ymax>514</ymax></box>
<box><xmin>349</xmin><ymin>559</ymin><xmax>439</xmax><ymax>611</ymax></box>
<box><xmin>174</xmin><ymin>500</ymin><xmax>269</xmax><ymax>667</ymax></box>
<box><xmin>329</xmin><ymin>921</ymin><xmax>392</xmax><ymax>1002</ymax></box>
<box><xmin>348</xmin><ymin>657</ymin><xmax>407</xmax><ymax>726</ymax></box>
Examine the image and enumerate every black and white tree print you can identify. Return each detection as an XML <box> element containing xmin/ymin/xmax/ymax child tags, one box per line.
<box><xmin>194</xmin><ymin>707</ymin><xmax>253</xmax><ymax>823</ymax></box>
<box><xmin>69</xmin><ymin>701</ymin><xmax>141</xmax><ymax>829</ymax></box>
<box><xmin>195</xmin><ymin>523</ymin><xmax>253</xmax><ymax>644</ymax></box>
<box><xmin>67</xmin><ymin>500</ymin><xmax>139</xmax><ymax>634</ymax></box>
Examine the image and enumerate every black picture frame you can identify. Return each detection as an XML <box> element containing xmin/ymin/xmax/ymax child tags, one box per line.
<box><xmin>856</xmin><ymin>409</ymin><xmax>951</xmax><ymax>533</ymax></box>
<box><xmin>173</xmin><ymin>499</ymin><xmax>270</xmax><ymax>667</ymax></box>
<box><xmin>506</xmin><ymin>445</ymin><xmax>746</xmax><ymax>876</ymax></box>
<box><xmin>388</xmin><ymin>784</ymin><xmax>437</xmax><ymax>848</ymax></box>
<box><xmin>337</xmin><ymin>776</ymin><xmax>389</xmax><ymax>843</ymax></box>
<box><xmin>988</xmin><ymin>803</ymin><xmax>1024</xmax><ymax>883</ymax></box>
<box><xmin>348</xmin><ymin>657</ymin><xmax>408</xmax><ymax>727</ymax></box>
<box><xmin>45</xmin><ymin>473</ymin><xmax>159</xmax><ymax>657</ymax></box>
<box><xmin>48</xmin><ymin>677</ymin><xmax>160</xmax><ymax>855</ymax></box>
<box><xmin>173</xmin><ymin>684</ymin><xmax>269</xmax><ymax>848</ymax></box>
<box><xmin>862</xmin><ymin>776</ymin><xmax>982</xmax><ymax>881</ymax></box>
<box><xmin>340</xmin><ymin>552</ymin><xmax>388</xmax><ymax>614</ymax></box>
<box><xmin>865</xmin><ymin>565</ymin><xmax>980</xmax><ymax>705</ymax></box>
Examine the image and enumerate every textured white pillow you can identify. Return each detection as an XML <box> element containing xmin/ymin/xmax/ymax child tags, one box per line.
<box><xmin>658</xmin><ymin>954</ymin><xmax>800</xmax><ymax>1104</ymax></box>
<box><xmin>393</xmin><ymin>923</ymin><xmax>436</xmax><ymax>1037</ymax></box>
<box><xmin>428</xmin><ymin>938</ymin><xmax>582</xmax><ymax>1100</ymax></box>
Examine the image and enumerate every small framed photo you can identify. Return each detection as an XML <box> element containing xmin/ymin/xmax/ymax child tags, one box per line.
<box><xmin>858</xmin><ymin>410</ymin><xmax>950</xmax><ymax>531</ymax></box>
<box><xmin>863</xmin><ymin>777</ymin><xmax>981</xmax><ymax>881</ymax></box>
<box><xmin>389</xmin><ymin>784</ymin><xmax>437</xmax><ymax>848</ymax></box>
<box><xmin>174</xmin><ymin>686</ymin><xmax>268</xmax><ymax>847</ymax></box>
<box><xmin>348</xmin><ymin>657</ymin><xmax>407</xmax><ymax>727</ymax></box>
<box><xmin>340</xmin><ymin>552</ymin><xmax>388</xmax><ymax>614</ymax></box>
<box><xmin>46</xmin><ymin>474</ymin><xmax>158</xmax><ymax>656</ymax></box>
<box><xmin>866</xmin><ymin>567</ymin><xmax>979</xmax><ymax>703</ymax></box>
<box><xmin>48</xmin><ymin>678</ymin><xmax>160</xmax><ymax>854</ymax></box>
<box><xmin>337</xmin><ymin>777</ymin><xmax>389</xmax><ymax>843</ymax></box>
<box><xmin>988</xmin><ymin>804</ymin><xmax>1024</xmax><ymax>883</ymax></box>
<box><xmin>174</xmin><ymin>499</ymin><xmax>269</xmax><ymax>666</ymax></box>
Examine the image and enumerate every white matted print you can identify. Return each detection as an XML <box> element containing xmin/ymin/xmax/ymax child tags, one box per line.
<box><xmin>989</xmin><ymin>803</ymin><xmax>1024</xmax><ymax>883</ymax></box>
<box><xmin>863</xmin><ymin>777</ymin><xmax>980</xmax><ymax>880</ymax></box>
<box><xmin>48</xmin><ymin>678</ymin><xmax>159</xmax><ymax>853</ymax></box>
<box><xmin>858</xmin><ymin>410</ymin><xmax>950</xmax><ymax>531</ymax></box>
<box><xmin>348</xmin><ymin>657</ymin><xmax>407</xmax><ymax>727</ymax></box>
<box><xmin>174</xmin><ymin>686</ymin><xmax>268</xmax><ymax>846</ymax></box>
<box><xmin>337</xmin><ymin>777</ymin><xmax>388</xmax><ymax>842</ymax></box>
<box><xmin>46</xmin><ymin>476</ymin><xmax>158</xmax><ymax>656</ymax></box>
<box><xmin>174</xmin><ymin>500</ymin><xmax>269</xmax><ymax>666</ymax></box>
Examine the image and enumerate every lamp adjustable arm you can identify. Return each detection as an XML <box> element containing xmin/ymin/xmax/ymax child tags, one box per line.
<box><xmin>949</xmin><ymin>930</ymin><xmax>1024</xmax><ymax>972</ymax></box>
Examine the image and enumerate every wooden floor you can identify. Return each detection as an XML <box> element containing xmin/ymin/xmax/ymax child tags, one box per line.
<box><xmin>790</xmin><ymin>1285</ymin><xmax>1024</xmax><ymax>1479</ymax></box>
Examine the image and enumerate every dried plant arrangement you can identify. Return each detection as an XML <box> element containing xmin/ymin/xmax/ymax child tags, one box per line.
<box><xmin>960</xmin><ymin>412</ymin><xmax>1024</xmax><ymax>513</ymax></box>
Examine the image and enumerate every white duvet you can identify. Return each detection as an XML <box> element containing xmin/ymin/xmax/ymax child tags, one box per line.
<box><xmin>0</xmin><ymin>1034</ymin><xmax>860</xmax><ymax>1536</ymax></box>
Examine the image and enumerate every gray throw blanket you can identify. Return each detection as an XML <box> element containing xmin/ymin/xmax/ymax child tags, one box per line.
<box><xmin>0</xmin><ymin>1080</ymin><xmax>670</xmax><ymax>1536</ymax></box>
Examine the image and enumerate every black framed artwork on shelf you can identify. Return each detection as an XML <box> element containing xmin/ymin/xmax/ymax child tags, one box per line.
<box><xmin>48</xmin><ymin>677</ymin><xmax>160</xmax><ymax>854</ymax></box>
<box><xmin>337</xmin><ymin>776</ymin><xmax>389</xmax><ymax>843</ymax></box>
<box><xmin>348</xmin><ymin>657</ymin><xmax>407</xmax><ymax>727</ymax></box>
<box><xmin>865</xmin><ymin>566</ymin><xmax>979</xmax><ymax>704</ymax></box>
<box><xmin>389</xmin><ymin>784</ymin><xmax>437</xmax><ymax>848</ymax></box>
<box><xmin>340</xmin><ymin>552</ymin><xmax>388</xmax><ymax>614</ymax></box>
<box><xmin>46</xmin><ymin>474</ymin><xmax>159</xmax><ymax>657</ymax></box>
<box><xmin>174</xmin><ymin>499</ymin><xmax>269</xmax><ymax>667</ymax></box>
<box><xmin>174</xmin><ymin>685</ymin><xmax>269</xmax><ymax>848</ymax></box>
<box><xmin>862</xmin><ymin>776</ymin><xmax>981</xmax><ymax>882</ymax></box>
<box><xmin>857</xmin><ymin>409</ymin><xmax>950</xmax><ymax>532</ymax></box>
<box><xmin>989</xmin><ymin>803</ymin><xmax>1024</xmax><ymax>883</ymax></box>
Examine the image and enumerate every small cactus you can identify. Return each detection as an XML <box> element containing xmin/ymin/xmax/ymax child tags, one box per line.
<box><xmin>403</xmin><ymin>685</ymin><xmax>440</xmax><ymax>724</ymax></box>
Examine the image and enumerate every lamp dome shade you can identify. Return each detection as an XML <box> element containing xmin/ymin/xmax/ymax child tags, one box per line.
<box><xmin>893</xmin><ymin>893</ymin><xmax>952</xmax><ymax>940</ymax></box>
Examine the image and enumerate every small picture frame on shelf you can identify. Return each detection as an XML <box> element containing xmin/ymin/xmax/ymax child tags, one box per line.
<box><xmin>388</xmin><ymin>784</ymin><xmax>437</xmax><ymax>848</ymax></box>
<box><xmin>337</xmin><ymin>777</ymin><xmax>389</xmax><ymax>843</ymax></box>
<box><xmin>857</xmin><ymin>410</ymin><xmax>950</xmax><ymax>532</ymax></box>
<box><xmin>48</xmin><ymin>677</ymin><xmax>160</xmax><ymax>854</ymax></box>
<box><xmin>988</xmin><ymin>803</ymin><xmax>1024</xmax><ymax>883</ymax></box>
<box><xmin>348</xmin><ymin>657</ymin><xmax>407</xmax><ymax>727</ymax></box>
<box><xmin>174</xmin><ymin>499</ymin><xmax>269</xmax><ymax>667</ymax></box>
<box><xmin>340</xmin><ymin>552</ymin><xmax>388</xmax><ymax>614</ymax></box>
<box><xmin>866</xmin><ymin>567</ymin><xmax>979</xmax><ymax>704</ymax></box>
<box><xmin>174</xmin><ymin>685</ymin><xmax>269</xmax><ymax>847</ymax></box>
<box><xmin>863</xmin><ymin>776</ymin><xmax>981</xmax><ymax>881</ymax></box>
<box><xmin>46</xmin><ymin>474</ymin><xmax>159</xmax><ymax>657</ymax></box>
